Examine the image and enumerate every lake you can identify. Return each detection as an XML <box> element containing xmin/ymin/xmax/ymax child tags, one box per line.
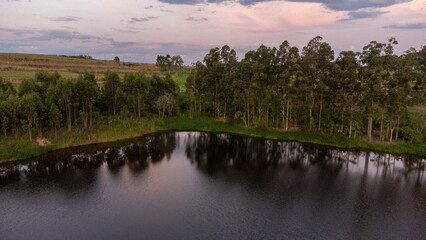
<box><xmin>1</xmin><ymin>131</ymin><xmax>425</xmax><ymax>239</ymax></box>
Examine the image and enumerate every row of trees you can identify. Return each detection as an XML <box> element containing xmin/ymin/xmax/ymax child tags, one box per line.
<box><xmin>185</xmin><ymin>37</ymin><xmax>425</xmax><ymax>143</ymax></box>
<box><xmin>156</xmin><ymin>54</ymin><xmax>184</xmax><ymax>73</ymax></box>
<box><xmin>0</xmin><ymin>71</ymin><xmax>179</xmax><ymax>141</ymax></box>
<box><xmin>0</xmin><ymin>36</ymin><xmax>424</xmax><ymax>144</ymax></box>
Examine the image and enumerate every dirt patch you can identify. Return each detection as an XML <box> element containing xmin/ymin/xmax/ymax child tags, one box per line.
<box><xmin>36</xmin><ymin>137</ymin><xmax>51</xmax><ymax>147</ymax></box>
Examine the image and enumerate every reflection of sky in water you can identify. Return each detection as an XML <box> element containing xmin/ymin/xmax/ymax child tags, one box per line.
<box><xmin>0</xmin><ymin>132</ymin><xmax>425</xmax><ymax>240</ymax></box>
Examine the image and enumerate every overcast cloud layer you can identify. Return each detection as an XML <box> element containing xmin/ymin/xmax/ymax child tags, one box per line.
<box><xmin>0</xmin><ymin>0</ymin><xmax>425</xmax><ymax>63</ymax></box>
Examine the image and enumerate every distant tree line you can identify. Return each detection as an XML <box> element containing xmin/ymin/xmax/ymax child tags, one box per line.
<box><xmin>185</xmin><ymin>37</ymin><xmax>425</xmax><ymax>143</ymax></box>
<box><xmin>0</xmin><ymin>71</ymin><xmax>179</xmax><ymax>141</ymax></box>
<box><xmin>63</xmin><ymin>55</ymin><xmax>94</xmax><ymax>60</ymax></box>
<box><xmin>156</xmin><ymin>54</ymin><xmax>184</xmax><ymax>73</ymax></box>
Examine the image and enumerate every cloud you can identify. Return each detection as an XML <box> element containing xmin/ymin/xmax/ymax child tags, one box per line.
<box><xmin>383</xmin><ymin>22</ymin><xmax>426</xmax><ymax>29</ymax></box>
<box><xmin>279</xmin><ymin>0</ymin><xmax>411</xmax><ymax>11</ymax></box>
<box><xmin>128</xmin><ymin>16</ymin><xmax>158</xmax><ymax>24</ymax></box>
<box><xmin>112</xmin><ymin>28</ymin><xmax>139</xmax><ymax>34</ymax></box>
<box><xmin>60</xmin><ymin>26</ymin><xmax>77</xmax><ymax>30</ymax></box>
<box><xmin>158</xmin><ymin>0</ymin><xmax>203</xmax><ymax>4</ymax></box>
<box><xmin>340</xmin><ymin>10</ymin><xmax>389</xmax><ymax>21</ymax></box>
<box><xmin>30</xmin><ymin>29</ymin><xmax>102</xmax><ymax>41</ymax></box>
<box><xmin>144</xmin><ymin>5</ymin><xmax>153</xmax><ymax>9</ymax></box>
<box><xmin>160</xmin><ymin>8</ymin><xmax>174</xmax><ymax>13</ymax></box>
<box><xmin>186</xmin><ymin>16</ymin><xmax>208</xmax><ymax>22</ymax></box>
<box><xmin>157</xmin><ymin>0</ymin><xmax>412</xmax><ymax>11</ymax></box>
<box><xmin>52</xmin><ymin>16</ymin><xmax>80</xmax><ymax>22</ymax></box>
<box><xmin>0</xmin><ymin>27</ymin><xmax>35</xmax><ymax>35</ymax></box>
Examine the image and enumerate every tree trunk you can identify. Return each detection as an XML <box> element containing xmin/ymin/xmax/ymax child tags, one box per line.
<box><xmin>282</xmin><ymin>102</ymin><xmax>285</xmax><ymax>129</ymax></box>
<box><xmin>286</xmin><ymin>100</ymin><xmax>290</xmax><ymax>131</ymax></box>
<box><xmin>386</xmin><ymin>123</ymin><xmax>390</xmax><ymax>140</ymax></box>
<box><xmin>113</xmin><ymin>97</ymin><xmax>116</xmax><ymax>115</ymax></box>
<box><xmin>340</xmin><ymin>107</ymin><xmax>345</xmax><ymax>133</ymax></box>
<box><xmin>349</xmin><ymin>91</ymin><xmax>354</xmax><ymax>138</ymax></box>
<box><xmin>83</xmin><ymin>103</ymin><xmax>88</xmax><ymax>129</ymax></box>
<box><xmin>137</xmin><ymin>93</ymin><xmax>141</xmax><ymax>118</ymax></box>
<box><xmin>309</xmin><ymin>107</ymin><xmax>313</xmax><ymax>131</ymax></box>
<box><xmin>390</xmin><ymin>120</ymin><xmax>396</xmax><ymax>143</ymax></box>
<box><xmin>246</xmin><ymin>95</ymin><xmax>250</xmax><ymax>127</ymax></box>
<box><xmin>396</xmin><ymin>116</ymin><xmax>400</xmax><ymax>141</ymax></box>
<box><xmin>67</xmin><ymin>104</ymin><xmax>72</xmax><ymax>132</ymax></box>
<box><xmin>380</xmin><ymin>112</ymin><xmax>384</xmax><ymax>141</ymax></box>
<box><xmin>318</xmin><ymin>93</ymin><xmax>323</xmax><ymax>131</ymax></box>
<box><xmin>28</xmin><ymin>120</ymin><xmax>32</xmax><ymax>142</ymax></box>
<box><xmin>266</xmin><ymin>108</ymin><xmax>269</xmax><ymax>128</ymax></box>
<box><xmin>368</xmin><ymin>116</ymin><xmax>372</xmax><ymax>142</ymax></box>
<box><xmin>74</xmin><ymin>105</ymin><xmax>78</xmax><ymax>126</ymax></box>
<box><xmin>89</xmin><ymin>104</ymin><xmax>93</xmax><ymax>128</ymax></box>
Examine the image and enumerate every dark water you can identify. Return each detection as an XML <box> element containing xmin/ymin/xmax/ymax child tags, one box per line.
<box><xmin>1</xmin><ymin>132</ymin><xmax>425</xmax><ymax>240</ymax></box>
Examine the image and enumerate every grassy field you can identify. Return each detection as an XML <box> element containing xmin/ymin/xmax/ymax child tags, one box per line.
<box><xmin>0</xmin><ymin>116</ymin><xmax>424</xmax><ymax>163</ymax></box>
<box><xmin>0</xmin><ymin>53</ymin><xmax>161</xmax><ymax>84</ymax></box>
<box><xmin>0</xmin><ymin>53</ymin><xmax>191</xmax><ymax>91</ymax></box>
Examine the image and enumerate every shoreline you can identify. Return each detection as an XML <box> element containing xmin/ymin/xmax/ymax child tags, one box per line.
<box><xmin>1</xmin><ymin>116</ymin><xmax>425</xmax><ymax>164</ymax></box>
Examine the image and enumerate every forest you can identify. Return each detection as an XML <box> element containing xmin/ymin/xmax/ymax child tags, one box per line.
<box><xmin>187</xmin><ymin>36</ymin><xmax>425</xmax><ymax>143</ymax></box>
<box><xmin>0</xmin><ymin>36</ymin><xmax>424</xmax><ymax>150</ymax></box>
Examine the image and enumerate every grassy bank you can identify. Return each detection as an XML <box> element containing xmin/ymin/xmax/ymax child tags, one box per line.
<box><xmin>161</xmin><ymin>117</ymin><xmax>426</xmax><ymax>158</ymax></box>
<box><xmin>0</xmin><ymin>116</ymin><xmax>425</xmax><ymax>163</ymax></box>
<box><xmin>0</xmin><ymin>117</ymin><xmax>158</xmax><ymax>162</ymax></box>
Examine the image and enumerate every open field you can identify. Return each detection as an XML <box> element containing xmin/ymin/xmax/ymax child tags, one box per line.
<box><xmin>0</xmin><ymin>53</ymin><xmax>161</xmax><ymax>84</ymax></box>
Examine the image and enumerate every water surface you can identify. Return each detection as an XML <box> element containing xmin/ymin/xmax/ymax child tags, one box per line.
<box><xmin>1</xmin><ymin>132</ymin><xmax>425</xmax><ymax>239</ymax></box>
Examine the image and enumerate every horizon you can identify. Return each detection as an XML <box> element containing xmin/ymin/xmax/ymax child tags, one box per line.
<box><xmin>0</xmin><ymin>0</ymin><xmax>425</xmax><ymax>64</ymax></box>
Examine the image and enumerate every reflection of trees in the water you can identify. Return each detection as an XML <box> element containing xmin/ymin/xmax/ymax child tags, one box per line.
<box><xmin>0</xmin><ymin>131</ymin><xmax>424</xmax><ymax>187</ymax></box>
<box><xmin>184</xmin><ymin>132</ymin><xmax>425</xmax><ymax>183</ymax></box>
<box><xmin>0</xmin><ymin>132</ymin><xmax>178</xmax><ymax>186</ymax></box>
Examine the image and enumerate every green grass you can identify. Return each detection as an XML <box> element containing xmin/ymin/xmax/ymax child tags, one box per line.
<box><xmin>170</xmin><ymin>72</ymin><xmax>190</xmax><ymax>91</ymax></box>
<box><xmin>161</xmin><ymin>117</ymin><xmax>426</xmax><ymax>158</ymax></box>
<box><xmin>0</xmin><ymin>117</ymin><xmax>158</xmax><ymax>163</ymax></box>
<box><xmin>0</xmin><ymin>116</ymin><xmax>424</xmax><ymax>163</ymax></box>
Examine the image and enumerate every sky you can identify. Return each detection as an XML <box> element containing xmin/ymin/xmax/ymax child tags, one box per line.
<box><xmin>0</xmin><ymin>0</ymin><xmax>425</xmax><ymax>64</ymax></box>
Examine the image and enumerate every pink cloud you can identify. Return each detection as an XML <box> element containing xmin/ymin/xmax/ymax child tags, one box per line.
<box><xmin>203</xmin><ymin>1</ymin><xmax>346</xmax><ymax>32</ymax></box>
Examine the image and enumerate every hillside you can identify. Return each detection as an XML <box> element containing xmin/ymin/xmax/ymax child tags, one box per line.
<box><xmin>0</xmin><ymin>53</ymin><xmax>161</xmax><ymax>84</ymax></box>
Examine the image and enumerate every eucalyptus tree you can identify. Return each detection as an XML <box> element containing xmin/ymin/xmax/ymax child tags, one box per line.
<box><xmin>18</xmin><ymin>79</ymin><xmax>36</xmax><ymax>97</ymax></box>
<box><xmin>123</xmin><ymin>73</ymin><xmax>149</xmax><ymax>118</ymax></box>
<box><xmin>75</xmin><ymin>73</ymin><xmax>99</xmax><ymax>128</ymax></box>
<box><xmin>35</xmin><ymin>71</ymin><xmax>60</xmax><ymax>97</ymax></box>
<box><xmin>103</xmin><ymin>70</ymin><xmax>121</xmax><ymax>115</ymax></box>
<box><xmin>203</xmin><ymin>47</ymin><xmax>223</xmax><ymax>117</ymax></box>
<box><xmin>218</xmin><ymin>45</ymin><xmax>238</xmax><ymax>118</ymax></box>
<box><xmin>301</xmin><ymin>36</ymin><xmax>334</xmax><ymax>131</ymax></box>
<box><xmin>49</xmin><ymin>103</ymin><xmax>61</xmax><ymax>138</ymax></box>
<box><xmin>55</xmin><ymin>79</ymin><xmax>74</xmax><ymax>131</ymax></box>
<box><xmin>155</xmin><ymin>93</ymin><xmax>175</xmax><ymax>118</ymax></box>
<box><xmin>336</xmin><ymin>51</ymin><xmax>360</xmax><ymax>137</ymax></box>
<box><xmin>19</xmin><ymin>92</ymin><xmax>43</xmax><ymax>141</ymax></box>
<box><xmin>235</xmin><ymin>50</ymin><xmax>258</xmax><ymax>126</ymax></box>
<box><xmin>276</xmin><ymin>40</ymin><xmax>300</xmax><ymax>130</ymax></box>
<box><xmin>360</xmin><ymin>40</ymin><xmax>386</xmax><ymax>142</ymax></box>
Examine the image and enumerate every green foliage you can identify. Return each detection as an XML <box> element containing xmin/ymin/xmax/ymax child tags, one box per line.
<box><xmin>0</xmin><ymin>37</ymin><xmax>425</xmax><ymax>162</ymax></box>
<box><xmin>155</xmin><ymin>93</ymin><xmax>175</xmax><ymax>118</ymax></box>
<box><xmin>49</xmin><ymin>103</ymin><xmax>61</xmax><ymax>134</ymax></box>
<box><xmin>156</xmin><ymin>54</ymin><xmax>184</xmax><ymax>73</ymax></box>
